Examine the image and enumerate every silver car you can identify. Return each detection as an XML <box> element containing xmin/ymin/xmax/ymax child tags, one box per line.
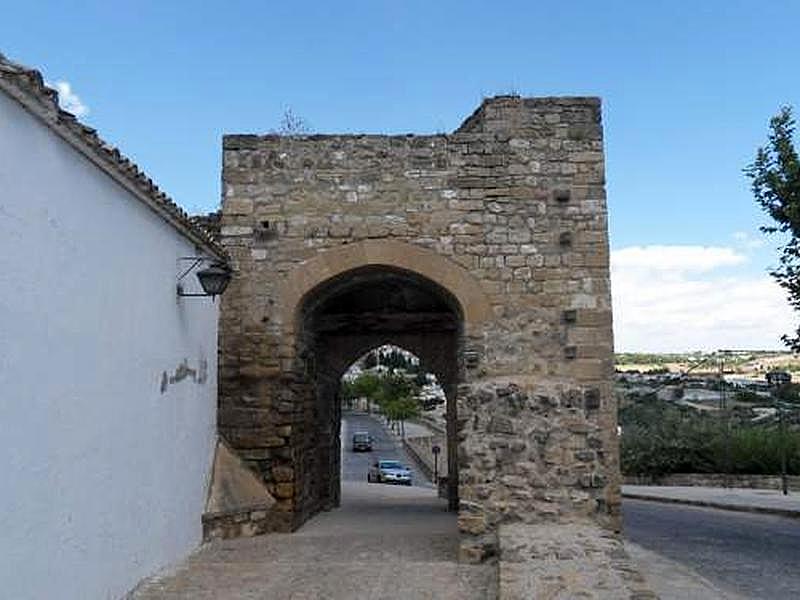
<box><xmin>367</xmin><ymin>459</ymin><xmax>412</xmax><ymax>485</ymax></box>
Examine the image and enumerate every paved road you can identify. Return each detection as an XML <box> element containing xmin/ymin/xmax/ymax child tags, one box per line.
<box><xmin>623</xmin><ymin>499</ymin><xmax>800</xmax><ymax>599</ymax></box>
<box><xmin>132</xmin><ymin>415</ymin><xmax>492</xmax><ymax>599</ymax></box>
<box><xmin>341</xmin><ymin>411</ymin><xmax>433</xmax><ymax>489</ymax></box>
<box><xmin>133</xmin><ymin>481</ymin><xmax>493</xmax><ymax>599</ymax></box>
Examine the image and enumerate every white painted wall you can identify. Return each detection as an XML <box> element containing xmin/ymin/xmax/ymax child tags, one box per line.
<box><xmin>0</xmin><ymin>91</ymin><xmax>219</xmax><ymax>599</ymax></box>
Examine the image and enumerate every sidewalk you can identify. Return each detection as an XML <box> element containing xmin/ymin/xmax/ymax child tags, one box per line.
<box><xmin>622</xmin><ymin>485</ymin><xmax>800</xmax><ymax>518</ymax></box>
<box><xmin>131</xmin><ymin>481</ymin><xmax>495</xmax><ymax>600</ymax></box>
<box><xmin>624</xmin><ymin>543</ymin><xmax>747</xmax><ymax>600</ymax></box>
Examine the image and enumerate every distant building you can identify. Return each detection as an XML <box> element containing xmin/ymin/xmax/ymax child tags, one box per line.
<box><xmin>766</xmin><ymin>371</ymin><xmax>792</xmax><ymax>387</ymax></box>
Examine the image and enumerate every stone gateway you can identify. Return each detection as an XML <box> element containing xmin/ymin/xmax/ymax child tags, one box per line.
<box><xmin>217</xmin><ymin>96</ymin><xmax>617</xmax><ymax>561</ymax></box>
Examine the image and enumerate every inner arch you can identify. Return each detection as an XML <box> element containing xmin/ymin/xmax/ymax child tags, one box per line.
<box><xmin>297</xmin><ymin>265</ymin><xmax>463</xmax><ymax>517</ymax></box>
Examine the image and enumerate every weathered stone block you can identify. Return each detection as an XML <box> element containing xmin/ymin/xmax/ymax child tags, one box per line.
<box><xmin>272</xmin><ymin>466</ymin><xmax>294</xmax><ymax>482</ymax></box>
<box><xmin>221</xmin><ymin>225</ymin><xmax>253</xmax><ymax>236</ymax></box>
<box><xmin>227</xmin><ymin>198</ymin><xmax>254</xmax><ymax>215</ymax></box>
<box><xmin>274</xmin><ymin>483</ymin><xmax>294</xmax><ymax>499</ymax></box>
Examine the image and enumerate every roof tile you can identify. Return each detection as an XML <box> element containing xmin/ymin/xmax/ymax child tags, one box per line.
<box><xmin>0</xmin><ymin>52</ymin><xmax>224</xmax><ymax>258</ymax></box>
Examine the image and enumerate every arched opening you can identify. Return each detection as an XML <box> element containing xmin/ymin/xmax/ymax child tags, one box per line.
<box><xmin>295</xmin><ymin>265</ymin><xmax>463</xmax><ymax>521</ymax></box>
<box><xmin>340</xmin><ymin>345</ymin><xmax>447</xmax><ymax>491</ymax></box>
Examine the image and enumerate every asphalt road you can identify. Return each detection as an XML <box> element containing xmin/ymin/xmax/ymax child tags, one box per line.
<box><xmin>343</xmin><ymin>413</ymin><xmax>800</xmax><ymax>597</ymax></box>
<box><xmin>341</xmin><ymin>411</ymin><xmax>433</xmax><ymax>488</ymax></box>
<box><xmin>623</xmin><ymin>499</ymin><xmax>800</xmax><ymax>599</ymax></box>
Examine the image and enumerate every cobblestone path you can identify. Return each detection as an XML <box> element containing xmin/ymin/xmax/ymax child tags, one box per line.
<box><xmin>131</xmin><ymin>482</ymin><xmax>496</xmax><ymax>599</ymax></box>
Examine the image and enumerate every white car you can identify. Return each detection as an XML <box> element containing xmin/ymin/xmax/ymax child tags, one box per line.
<box><xmin>367</xmin><ymin>459</ymin><xmax>412</xmax><ymax>485</ymax></box>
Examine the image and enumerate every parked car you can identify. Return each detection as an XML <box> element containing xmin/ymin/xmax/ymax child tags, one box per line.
<box><xmin>367</xmin><ymin>459</ymin><xmax>412</xmax><ymax>485</ymax></box>
<box><xmin>351</xmin><ymin>431</ymin><xmax>373</xmax><ymax>452</ymax></box>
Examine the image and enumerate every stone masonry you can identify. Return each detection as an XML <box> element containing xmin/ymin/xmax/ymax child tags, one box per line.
<box><xmin>217</xmin><ymin>96</ymin><xmax>617</xmax><ymax>560</ymax></box>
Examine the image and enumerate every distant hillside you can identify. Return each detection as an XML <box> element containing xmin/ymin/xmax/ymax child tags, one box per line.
<box><xmin>616</xmin><ymin>351</ymin><xmax>800</xmax><ymax>376</ymax></box>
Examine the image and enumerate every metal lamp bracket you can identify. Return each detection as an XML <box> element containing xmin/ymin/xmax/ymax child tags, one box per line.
<box><xmin>176</xmin><ymin>256</ymin><xmax>230</xmax><ymax>298</ymax></box>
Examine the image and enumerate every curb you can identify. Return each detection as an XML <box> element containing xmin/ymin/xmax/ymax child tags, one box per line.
<box><xmin>402</xmin><ymin>437</ymin><xmax>435</xmax><ymax>483</ymax></box>
<box><xmin>622</xmin><ymin>492</ymin><xmax>800</xmax><ymax>520</ymax></box>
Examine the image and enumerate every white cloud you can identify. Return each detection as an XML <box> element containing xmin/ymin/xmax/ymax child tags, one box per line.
<box><xmin>611</xmin><ymin>245</ymin><xmax>796</xmax><ymax>352</ymax></box>
<box><xmin>732</xmin><ymin>230</ymin><xmax>765</xmax><ymax>250</ymax></box>
<box><xmin>49</xmin><ymin>80</ymin><xmax>89</xmax><ymax>117</ymax></box>
<box><xmin>612</xmin><ymin>245</ymin><xmax>746</xmax><ymax>272</ymax></box>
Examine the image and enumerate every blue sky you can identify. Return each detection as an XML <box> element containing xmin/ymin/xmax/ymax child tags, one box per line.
<box><xmin>3</xmin><ymin>1</ymin><xmax>799</xmax><ymax>351</ymax></box>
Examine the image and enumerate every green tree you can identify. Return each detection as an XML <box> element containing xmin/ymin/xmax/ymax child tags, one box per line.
<box><xmin>776</xmin><ymin>382</ymin><xmax>800</xmax><ymax>404</ymax></box>
<box><xmin>352</xmin><ymin>372</ymin><xmax>381</xmax><ymax>397</ymax></box>
<box><xmin>733</xmin><ymin>390</ymin><xmax>762</xmax><ymax>404</ymax></box>
<box><xmin>746</xmin><ymin>106</ymin><xmax>800</xmax><ymax>350</ymax></box>
<box><xmin>342</xmin><ymin>370</ymin><xmax>422</xmax><ymax>433</ymax></box>
<box><xmin>619</xmin><ymin>393</ymin><xmax>800</xmax><ymax>477</ymax></box>
<box><xmin>340</xmin><ymin>380</ymin><xmax>356</xmax><ymax>409</ymax></box>
<box><xmin>382</xmin><ymin>396</ymin><xmax>420</xmax><ymax>438</ymax></box>
<box><xmin>347</xmin><ymin>372</ymin><xmax>382</xmax><ymax>412</ymax></box>
<box><xmin>377</xmin><ymin>372</ymin><xmax>416</xmax><ymax>403</ymax></box>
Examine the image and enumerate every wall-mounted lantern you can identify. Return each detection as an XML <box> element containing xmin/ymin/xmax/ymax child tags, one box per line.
<box><xmin>177</xmin><ymin>257</ymin><xmax>232</xmax><ymax>298</ymax></box>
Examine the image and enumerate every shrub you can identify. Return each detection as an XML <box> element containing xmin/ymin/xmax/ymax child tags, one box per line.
<box><xmin>620</xmin><ymin>395</ymin><xmax>800</xmax><ymax>476</ymax></box>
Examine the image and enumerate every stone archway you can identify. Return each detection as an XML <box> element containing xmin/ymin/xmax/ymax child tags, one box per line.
<box><xmin>277</xmin><ymin>239</ymin><xmax>492</xmax><ymax>333</ymax></box>
<box><xmin>294</xmin><ymin>262</ymin><xmax>467</xmax><ymax>515</ymax></box>
<box><xmin>217</xmin><ymin>96</ymin><xmax>618</xmax><ymax>563</ymax></box>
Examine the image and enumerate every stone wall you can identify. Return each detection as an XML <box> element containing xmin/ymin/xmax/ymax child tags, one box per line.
<box><xmin>499</xmin><ymin>523</ymin><xmax>657</xmax><ymax>599</ymax></box>
<box><xmin>405</xmin><ymin>434</ymin><xmax>449</xmax><ymax>481</ymax></box>
<box><xmin>218</xmin><ymin>96</ymin><xmax>617</xmax><ymax>556</ymax></box>
<box><xmin>202</xmin><ymin>506</ymin><xmax>281</xmax><ymax>541</ymax></box>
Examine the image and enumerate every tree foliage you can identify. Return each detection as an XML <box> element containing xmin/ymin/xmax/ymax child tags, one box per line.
<box><xmin>620</xmin><ymin>394</ymin><xmax>800</xmax><ymax>476</ymax></box>
<box><xmin>382</xmin><ymin>396</ymin><xmax>420</xmax><ymax>423</ymax></box>
<box><xmin>733</xmin><ymin>390</ymin><xmax>763</xmax><ymax>404</ymax></box>
<box><xmin>776</xmin><ymin>382</ymin><xmax>800</xmax><ymax>404</ymax></box>
<box><xmin>350</xmin><ymin>372</ymin><xmax>382</xmax><ymax>398</ymax></box>
<box><xmin>342</xmin><ymin>371</ymin><xmax>421</xmax><ymax>425</ymax></box>
<box><xmin>745</xmin><ymin>106</ymin><xmax>800</xmax><ymax>350</ymax></box>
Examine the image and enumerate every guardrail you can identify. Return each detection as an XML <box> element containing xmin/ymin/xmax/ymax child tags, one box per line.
<box><xmin>403</xmin><ymin>434</ymin><xmax>449</xmax><ymax>498</ymax></box>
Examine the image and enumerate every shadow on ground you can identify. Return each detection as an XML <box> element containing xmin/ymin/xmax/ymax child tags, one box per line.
<box><xmin>131</xmin><ymin>482</ymin><xmax>495</xmax><ymax>600</ymax></box>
